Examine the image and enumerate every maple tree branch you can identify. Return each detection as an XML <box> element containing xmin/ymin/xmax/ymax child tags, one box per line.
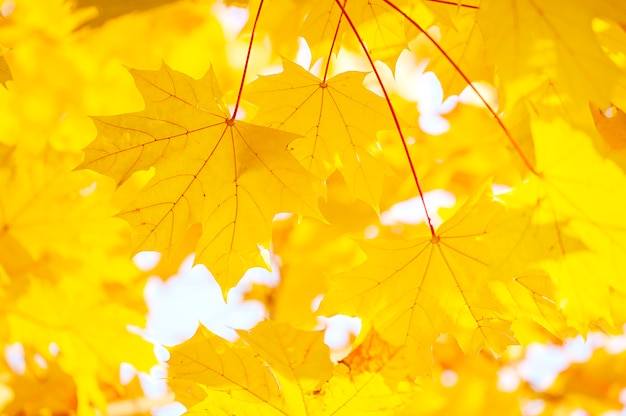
<box><xmin>381</xmin><ymin>0</ymin><xmax>538</xmax><ymax>176</ymax></box>
<box><xmin>232</xmin><ymin>0</ymin><xmax>265</xmax><ymax>121</ymax></box>
<box><xmin>423</xmin><ymin>0</ymin><xmax>479</xmax><ymax>9</ymax></box>
<box><xmin>322</xmin><ymin>0</ymin><xmax>347</xmax><ymax>82</ymax></box>
<box><xmin>333</xmin><ymin>0</ymin><xmax>437</xmax><ymax>237</ymax></box>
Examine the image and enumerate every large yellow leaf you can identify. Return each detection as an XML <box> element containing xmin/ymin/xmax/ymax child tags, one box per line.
<box><xmin>81</xmin><ymin>64</ymin><xmax>322</xmax><ymax>291</ymax></box>
<box><xmin>246</xmin><ymin>59</ymin><xmax>393</xmax><ymax>209</ymax></box>
<box><xmin>320</xmin><ymin>186</ymin><xmax>518</xmax><ymax>374</ymax></box>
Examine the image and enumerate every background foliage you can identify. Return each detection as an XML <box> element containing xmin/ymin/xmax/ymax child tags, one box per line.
<box><xmin>2</xmin><ymin>0</ymin><xmax>626</xmax><ymax>414</ymax></box>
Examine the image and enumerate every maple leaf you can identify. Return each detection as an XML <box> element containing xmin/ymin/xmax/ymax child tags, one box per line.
<box><xmin>320</xmin><ymin>185</ymin><xmax>518</xmax><ymax>374</ymax></box>
<box><xmin>301</xmin><ymin>0</ymin><xmax>414</xmax><ymax>68</ymax></box>
<box><xmin>536</xmin><ymin>346</ymin><xmax>626</xmax><ymax>415</ymax></box>
<box><xmin>408</xmin><ymin>2</ymin><xmax>487</xmax><ymax>96</ymax></box>
<box><xmin>5</xmin><ymin>0</ymin><xmax>626</xmax><ymax>414</ymax></box>
<box><xmin>267</xmin><ymin>173</ymin><xmax>375</xmax><ymax>328</ymax></box>
<box><xmin>246</xmin><ymin>59</ymin><xmax>393</xmax><ymax>209</ymax></box>
<box><xmin>399</xmin><ymin>336</ymin><xmax>522</xmax><ymax>416</ymax></box>
<box><xmin>0</xmin><ymin>55</ymin><xmax>11</xmax><ymax>87</ymax></box>
<box><xmin>169</xmin><ymin>322</ymin><xmax>415</xmax><ymax>415</ymax></box>
<box><xmin>81</xmin><ymin>64</ymin><xmax>322</xmax><ymax>291</ymax></box>
<box><xmin>479</xmin><ymin>0</ymin><xmax>626</xmax><ymax>109</ymax></box>
<box><xmin>488</xmin><ymin>119</ymin><xmax>626</xmax><ymax>331</ymax></box>
<box><xmin>2</xmin><ymin>352</ymin><xmax>78</xmax><ymax>416</ymax></box>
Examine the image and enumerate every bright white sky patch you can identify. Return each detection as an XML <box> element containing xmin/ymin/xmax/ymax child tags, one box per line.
<box><xmin>143</xmin><ymin>255</ymin><xmax>273</xmax><ymax>345</ymax></box>
<box><xmin>380</xmin><ymin>189</ymin><xmax>456</xmax><ymax>228</ymax></box>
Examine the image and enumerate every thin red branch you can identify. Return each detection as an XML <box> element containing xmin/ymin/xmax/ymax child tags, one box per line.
<box><xmin>322</xmin><ymin>0</ymin><xmax>347</xmax><ymax>82</ymax></box>
<box><xmin>333</xmin><ymin>0</ymin><xmax>437</xmax><ymax>237</ymax></box>
<box><xmin>231</xmin><ymin>0</ymin><xmax>265</xmax><ymax>121</ymax></box>
<box><xmin>423</xmin><ymin>0</ymin><xmax>479</xmax><ymax>9</ymax></box>
<box><xmin>382</xmin><ymin>0</ymin><xmax>538</xmax><ymax>175</ymax></box>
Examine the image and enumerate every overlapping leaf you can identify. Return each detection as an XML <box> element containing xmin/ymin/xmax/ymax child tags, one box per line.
<box><xmin>169</xmin><ymin>322</ymin><xmax>416</xmax><ymax>415</ymax></box>
<box><xmin>399</xmin><ymin>337</ymin><xmax>522</xmax><ymax>416</ymax></box>
<box><xmin>301</xmin><ymin>0</ymin><xmax>413</xmax><ymax>68</ymax></box>
<box><xmin>246</xmin><ymin>60</ymin><xmax>393</xmax><ymax>209</ymax></box>
<box><xmin>479</xmin><ymin>0</ymin><xmax>626</xmax><ymax>109</ymax></box>
<box><xmin>535</xmin><ymin>347</ymin><xmax>626</xmax><ymax>415</ymax></box>
<box><xmin>491</xmin><ymin>119</ymin><xmax>626</xmax><ymax>331</ymax></box>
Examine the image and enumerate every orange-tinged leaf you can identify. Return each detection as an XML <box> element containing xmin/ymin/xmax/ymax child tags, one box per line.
<box><xmin>591</xmin><ymin>106</ymin><xmax>626</xmax><ymax>152</ymax></box>
<box><xmin>532</xmin><ymin>347</ymin><xmax>626</xmax><ymax>415</ymax></box>
<box><xmin>400</xmin><ymin>337</ymin><xmax>522</xmax><ymax>416</ymax></box>
<box><xmin>0</xmin><ymin>55</ymin><xmax>11</xmax><ymax>87</ymax></box>
<box><xmin>74</xmin><ymin>0</ymin><xmax>184</xmax><ymax>28</ymax></box>
<box><xmin>341</xmin><ymin>330</ymin><xmax>413</xmax><ymax>385</ymax></box>
<box><xmin>81</xmin><ymin>64</ymin><xmax>322</xmax><ymax>291</ymax></box>
<box><xmin>590</xmin><ymin>105</ymin><xmax>626</xmax><ymax>173</ymax></box>
<box><xmin>247</xmin><ymin>59</ymin><xmax>393</xmax><ymax>209</ymax></box>
<box><xmin>2</xmin><ymin>354</ymin><xmax>78</xmax><ymax>416</ymax></box>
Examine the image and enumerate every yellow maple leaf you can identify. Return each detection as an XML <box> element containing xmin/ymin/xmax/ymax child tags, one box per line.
<box><xmin>320</xmin><ymin>185</ymin><xmax>518</xmax><ymax>374</ymax></box>
<box><xmin>238</xmin><ymin>321</ymin><xmax>333</xmax><ymax>414</ymax></box>
<box><xmin>246</xmin><ymin>59</ymin><xmax>393</xmax><ymax>209</ymax></box>
<box><xmin>491</xmin><ymin>118</ymin><xmax>626</xmax><ymax>332</ymax></box>
<box><xmin>170</xmin><ymin>322</ymin><xmax>416</xmax><ymax>415</ymax></box>
<box><xmin>480</xmin><ymin>0</ymin><xmax>626</xmax><ymax>109</ymax></box>
<box><xmin>408</xmin><ymin>2</ymin><xmax>488</xmax><ymax>96</ymax></box>
<box><xmin>168</xmin><ymin>323</ymin><xmax>290</xmax><ymax>415</ymax></box>
<box><xmin>81</xmin><ymin>64</ymin><xmax>322</xmax><ymax>291</ymax></box>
